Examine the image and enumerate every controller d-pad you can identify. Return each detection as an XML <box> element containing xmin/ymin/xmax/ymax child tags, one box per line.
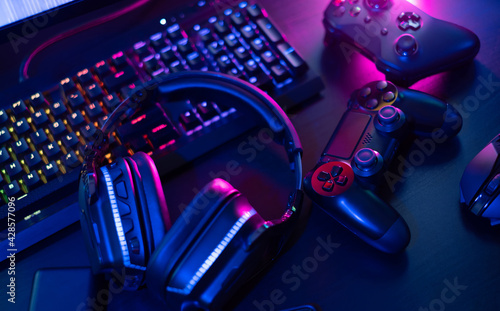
<box><xmin>317</xmin><ymin>171</ymin><xmax>331</xmax><ymax>181</ymax></box>
<box><xmin>322</xmin><ymin>180</ymin><xmax>335</xmax><ymax>192</ymax></box>
<box><xmin>335</xmin><ymin>175</ymin><xmax>348</xmax><ymax>186</ymax></box>
<box><xmin>331</xmin><ymin>165</ymin><xmax>343</xmax><ymax>177</ymax></box>
<box><xmin>398</xmin><ymin>12</ymin><xmax>421</xmax><ymax>31</ymax></box>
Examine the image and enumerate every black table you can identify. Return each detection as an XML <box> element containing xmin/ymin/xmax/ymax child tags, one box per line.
<box><xmin>1</xmin><ymin>0</ymin><xmax>500</xmax><ymax>310</ymax></box>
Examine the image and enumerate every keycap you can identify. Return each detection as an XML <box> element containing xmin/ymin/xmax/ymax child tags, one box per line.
<box><xmin>0</xmin><ymin>109</ymin><xmax>8</xmax><ymax>124</ymax></box>
<box><xmin>277</xmin><ymin>42</ymin><xmax>308</xmax><ymax>75</ymax></box>
<box><xmin>160</xmin><ymin>46</ymin><xmax>177</xmax><ymax>64</ymax></box>
<box><xmin>102</xmin><ymin>66</ymin><xmax>138</xmax><ymax>92</ymax></box>
<box><xmin>196</xmin><ymin>101</ymin><xmax>219</xmax><ymax>121</ymax></box>
<box><xmin>103</xmin><ymin>93</ymin><xmax>121</xmax><ymax>111</ymax></box>
<box><xmin>207</xmin><ymin>41</ymin><xmax>224</xmax><ymax>57</ymax></box>
<box><xmin>149</xmin><ymin>123</ymin><xmax>179</xmax><ymax>148</ymax></box>
<box><xmin>76</xmin><ymin>68</ymin><xmax>94</xmax><ymax>85</ymax></box>
<box><xmin>67</xmin><ymin>91</ymin><xmax>86</xmax><ymax>108</ymax></box>
<box><xmin>234</xmin><ymin>45</ymin><xmax>250</xmax><ymax>61</ymax></box>
<box><xmin>166</xmin><ymin>24</ymin><xmax>184</xmax><ymax>42</ymax></box>
<box><xmin>116</xmin><ymin>109</ymin><xmax>164</xmax><ymax>142</ymax></box>
<box><xmin>23</xmin><ymin>171</ymin><xmax>41</xmax><ymax>189</ymax></box>
<box><xmin>48</xmin><ymin>119</ymin><xmax>66</xmax><ymax>137</ymax></box>
<box><xmin>224</xmin><ymin>33</ymin><xmax>239</xmax><ymax>48</ymax></box>
<box><xmin>227</xmin><ymin>67</ymin><xmax>244</xmax><ymax>79</ymax></box>
<box><xmin>197</xmin><ymin>28</ymin><xmax>213</xmax><ymax>42</ymax></box>
<box><xmin>0</xmin><ymin>127</ymin><xmax>11</xmax><ymax>144</ymax></box>
<box><xmin>62</xmin><ymin>132</ymin><xmax>79</xmax><ymax>150</ymax></box>
<box><xmin>4</xmin><ymin>181</ymin><xmax>22</xmax><ymax>197</ymax></box>
<box><xmin>217</xmin><ymin>55</ymin><xmax>234</xmax><ymax>71</ymax></box>
<box><xmin>120</xmin><ymin>83</ymin><xmax>141</xmax><ymax>98</ymax></box>
<box><xmin>85</xmin><ymin>102</ymin><xmax>104</xmax><ymax>119</ymax></box>
<box><xmin>13</xmin><ymin>118</ymin><xmax>30</xmax><ymax>135</ymax></box>
<box><xmin>30</xmin><ymin>129</ymin><xmax>48</xmax><ymax>146</ymax></box>
<box><xmin>230</xmin><ymin>11</ymin><xmax>246</xmax><ymax>26</ymax></box>
<box><xmin>80</xmin><ymin>123</ymin><xmax>97</xmax><ymax>140</ymax></box>
<box><xmin>12</xmin><ymin>138</ymin><xmax>30</xmax><ymax>155</ymax></box>
<box><xmin>256</xmin><ymin>18</ymin><xmax>283</xmax><ymax>44</ymax></box>
<box><xmin>169</xmin><ymin>60</ymin><xmax>184</xmax><ymax>73</ymax></box>
<box><xmin>179</xmin><ymin>110</ymin><xmax>202</xmax><ymax>131</ymax></box>
<box><xmin>129</xmin><ymin>137</ymin><xmax>152</xmax><ymax>153</ymax></box>
<box><xmin>250</xmin><ymin>37</ymin><xmax>265</xmax><ymax>52</ymax></box>
<box><xmin>94</xmin><ymin>60</ymin><xmax>111</xmax><ymax>77</ymax></box>
<box><xmin>261</xmin><ymin>50</ymin><xmax>277</xmax><ymax>65</ymax></box>
<box><xmin>133</xmin><ymin>41</ymin><xmax>150</xmax><ymax>57</ymax></box>
<box><xmin>214</xmin><ymin>20</ymin><xmax>230</xmax><ymax>35</ymax></box>
<box><xmin>11</xmin><ymin>100</ymin><xmax>28</xmax><ymax>116</ymax></box>
<box><xmin>43</xmin><ymin>141</ymin><xmax>62</xmax><ymax>160</ymax></box>
<box><xmin>50</xmin><ymin>101</ymin><xmax>67</xmax><ymax>117</ymax></box>
<box><xmin>246</xmin><ymin>3</ymin><xmax>263</xmax><ymax>19</ymax></box>
<box><xmin>240</xmin><ymin>24</ymin><xmax>256</xmax><ymax>39</ymax></box>
<box><xmin>186</xmin><ymin>52</ymin><xmax>204</xmax><ymax>69</ymax></box>
<box><xmin>149</xmin><ymin>32</ymin><xmax>167</xmax><ymax>51</ymax></box>
<box><xmin>177</xmin><ymin>38</ymin><xmax>194</xmax><ymax>55</ymax></box>
<box><xmin>85</xmin><ymin>83</ymin><xmax>103</xmax><ymax>100</ymax></box>
<box><xmin>6</xmin><ymin>160</ymin><xmax>23</xmax><ymax>178</ymax></box>
<box><xmin>67</xmin><ymin>111</ymin><xmax>85</xmax><ymax>128</ymax></box>
<box><xmin>32</xmin><ymin>110</ymin><xmax>49</xmax><ymax>127</ymax></box>
<box><xmin>111</xmin><ymin>51</ymin><xmax>128</xmax><ymax>68</ymax></box>
<box><xmin>29</xmin><ymin>93</ymin><xmax>46</xmax><ymax>107</ymax></box>
<box><xmin>25</xmin><ymin>151</ymin><xmax>42</xmax><ymax>169</ymax></box>
<box><xmin>0</xmin><ymin>147</ymin><xmax>10</xmax><ymax>164</ymax></box>
<box><xmin>63</xmin><ymin>151</ymin><xmax>80</xmax><ymax>170</ymax></box>
<box><xmin>42</xmin><ymin>161</ymin><xmax>59</xmax><ymax>181</ymax></box>
<box><xmin>60</xmin><ymin>77</ymin><xmax>76</xmax><ymax>93</ymax></box>
<box><xmin>270</xmin><ymin>64</ymin><xmax>291</xmax><ymax>83</ymax></box>
<box><xmin>142</xmin><ymin>54</ymin><xmax>161</xmax><ymax>73</ymax></box>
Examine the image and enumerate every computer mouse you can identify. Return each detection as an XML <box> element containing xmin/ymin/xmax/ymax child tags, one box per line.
<box><xmin>460</xmin><ymin>134</ymin><xmax>500</xmax><ymax>225</ymax></box>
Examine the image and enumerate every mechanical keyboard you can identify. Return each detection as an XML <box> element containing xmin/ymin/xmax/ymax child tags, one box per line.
<box><xmin>0</xmin><ymin>0</ymin><xmax>323</xmax><ymax>259</ymax></box>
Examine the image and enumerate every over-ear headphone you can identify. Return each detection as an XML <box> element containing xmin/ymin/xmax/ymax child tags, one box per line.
<box><xmin>78</xmin><ymin>71</ymin><xmax>304</xmax><ymax>310</ymax></box>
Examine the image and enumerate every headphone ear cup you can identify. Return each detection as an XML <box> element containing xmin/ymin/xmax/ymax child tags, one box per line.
<box><xmin>146</xmin><ymin>178</ymin><xmax>242</xmax><ymax>302</ymax></box>
<box><xmin>129</xmin><ymin>152</ymin><xmax>171</xmax><ymax>247</ymax></box>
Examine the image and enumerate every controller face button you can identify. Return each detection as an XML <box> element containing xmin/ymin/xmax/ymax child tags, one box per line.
<box><xmin>398</xmin><ymin>12</ymin><xmax>422</xmax><ymax>31</ymax></box>
<box><xmin>322</xmin><ymin>180</ymin><xmax>335</xmax><ymax>192</ymax></box>
<box><xmin>395</xmin><ymin>34</ymin><xmax>418</xmax><ymax>56</ymax></box>
<box><xmin>333</xmin><ymin>0</ymin><xmax>346</xmax><ymax>6</ymax></box>
<box><xmin>364</xmin><ymin>16</ymin><xmax>372</xmax><ymax>23</ymax></box>
<box><xmin>335</xmin><ymin>175</ymin><xmax>348</xmax><ymax>186</ymax></box>
<box><xmin>381</xmin><ymin>27</ymin><xmax>388</xmax><ymax>36</ymax></box>
<box><xmin>333</xmin><ymin>6</ymin><xmax>346</xmax><ymax>17</ymax></box>
<box><xmin>366</xmin><ymin>98</ymin><xmax>379</xmax><ymax>109</ymax></box>
<box><xmin>350</xmin><ymin>6</ymin><xmax>361</xmax><ymax>17</ymax></box>
<box><xmin>383</xmin><ymin>91</ymin><xmax>395</xmax><ymax>102</ymax></box>
<box><xmin>360</xmin><ymin>87</ymin><xmax>372</xmax><ymax>98</ymax></box>
<box><xmin>331</xmin><ymin>165</ymin><xmax>344</xmax><ymax>177</ymax></box>
<box><xmin>376</xmin><ymin>80</ymin><xmax>388</xmax><ymax>90</ymax></box>
<box><xmin>367</xmin><ymin>0</ymin><xmax>388</xmax><ymax>9</ymax></box>
<box><xmin>318</xmin><ymin>171</ymin><xmax>331</xmax><ymax>181</ymax></box>
<box><xmin>378</xmin><ymin>106</ymin><xmax>400</xmax><ymax>124</ymax></box>
<box><xmin>354</xmin><ymin>148</ymin><xmax>378</xmax><ymax>169</ymax></box>
<box><xmin>485</xmin><ymin>174</ymin><xmax>500</xmax><ymax>195</ymax></box>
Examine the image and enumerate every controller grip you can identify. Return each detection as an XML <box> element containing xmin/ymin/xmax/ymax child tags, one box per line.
<box><xmin>305</xmin><ymin>175</ymin><xmax>410</xmax><ymax>253</ymax></box>
<box><xmin>395</xmin><ymin>89</ymin><xmax>463</xmax><ymax>138</ymax></box>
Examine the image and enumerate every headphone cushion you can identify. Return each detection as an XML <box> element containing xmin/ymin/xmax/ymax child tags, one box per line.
<box><xmin>146</xmin><ymin>178</ymin><xmax>239</xmax><ymax>301</ymax></box>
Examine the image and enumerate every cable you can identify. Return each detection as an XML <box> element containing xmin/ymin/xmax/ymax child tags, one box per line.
<box><xmin>19</xmin><ymin>0</ymin><xmax>150</xmax><ymax>82</ymax></box>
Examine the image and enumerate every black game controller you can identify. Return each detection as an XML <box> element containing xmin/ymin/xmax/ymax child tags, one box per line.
<box><xmin>323</xmin><ymin>0</ymin><xmax>480</xmax><ymax>85</ymax></box>
<box><xmin>304</xmin><ymin>80</ymin><xmax>463</xmax><ymax>253</ymax></box>
<box><xmin>460</xmin><ymin>134</ymin><xmax>500</xmax><ymax>226</ymax></box>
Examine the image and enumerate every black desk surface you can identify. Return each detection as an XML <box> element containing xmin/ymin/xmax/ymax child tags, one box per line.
<box><xmin>1</xmin><ymin>0</ymin><xmax>500</xmax><ymax>310</ymax></box>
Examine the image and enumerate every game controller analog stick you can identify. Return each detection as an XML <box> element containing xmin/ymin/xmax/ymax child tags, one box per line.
<box><xmin>323</xmin><ymin>0</ymin><xmax>480</xmax><ymax>85</ymax></box>
<box><xmin>395</xmin><ymin>34</ymin><xmax>418</xmax><ymax>56</ymax></box>
<box><xmin>304</xmin><ymin>80</ymin><xmax>463</xmax><ymax>253</ymax></box>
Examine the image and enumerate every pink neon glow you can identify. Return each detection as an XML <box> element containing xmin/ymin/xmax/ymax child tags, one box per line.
<box><xmin>96</xmin><ymin>60</ymin><xmax>106</xmax><ymax>67</ymax></box>
<box><xmin>112</xmin><ymin>51</ymin><xmax>124</xmax><ymax>59</ymax></box>
<box><xmin>131</xmin><ymin>114</ymin><xmax>146</xmax><ymax>124</ymax></box>
<box><xmin>159</xmin><ymin>140</ymin><xmax>175</xmax><ymax>150</ymax></box>
<box><xmin>115</xmin><ymin>71</ymin><xmax>124</xmax><ymax>78</ymax></box>
<box><xmin>152</xmin><ymin>124</ymin><xmax>167</xmax><ymax>133</ymax></box>
<box><xmin>22</xmin><ymin>0</ymin><xmax>150</xmax><ymax>80</ymax></box>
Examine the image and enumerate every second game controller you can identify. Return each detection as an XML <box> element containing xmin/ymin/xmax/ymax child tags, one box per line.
<box><xmin>304</xmin><ymin>80</ymin><xmax>463</xmax><ymax>253</ymax></box>
<box><xmin>323</xmin><ymin>0</ymin><xmax>480</xmax><ymax>85</ymax></box>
